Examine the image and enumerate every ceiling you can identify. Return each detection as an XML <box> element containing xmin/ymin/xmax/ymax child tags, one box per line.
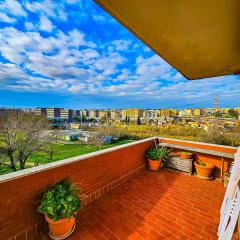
<box><xmin>94</xmin><ymin>0</ymin><xmax>240</xmax><ymax>80</ymax></box>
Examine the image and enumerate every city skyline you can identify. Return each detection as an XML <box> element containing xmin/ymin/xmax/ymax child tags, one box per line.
<box><xmin>0</xmin><ymin>0</ymin><xmax>240</xmax><ymax>109</ymax></box>
<box><xmin>1</xmin><ymin>105</ymin><xmax>240</xmax><ymax>111</ymax></box>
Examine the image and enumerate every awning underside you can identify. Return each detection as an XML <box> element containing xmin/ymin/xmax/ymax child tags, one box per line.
<box><xmin>95</xmin><ymin>0</ymin><xmax>240</xmax><ymax>80</ymax></box>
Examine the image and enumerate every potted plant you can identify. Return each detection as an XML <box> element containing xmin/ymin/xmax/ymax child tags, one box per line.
<box><xmin>224</xmin><ymin>172</ymin><xmax>230</xmax><ymax>187</ymax></box>
<box><xmin>194</xmin><ymin>161</ymin><xmax>215</xmax><ymax>178</ymax></box>
<box><xmin>145</xmin><ymin>146</ymin><xmax>171</xmax><ymax>171</ymax></box>
<box><xmin>38</xmin><ymin>179</ymin><xmax>81</xmax><ymax>239</ymax></box>
<box><xmin>180</xmin><ymin>151</ymin><xmax>192</xmax><ymax>159</ymax></box>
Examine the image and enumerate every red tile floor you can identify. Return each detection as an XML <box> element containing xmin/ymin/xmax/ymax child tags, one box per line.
<box><xmin>42</xmin><ymin>169</ymin><xmax>225</xmax><ymax>240</ymax></box>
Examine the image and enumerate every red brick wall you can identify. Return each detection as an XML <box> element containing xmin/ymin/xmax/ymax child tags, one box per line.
<box><xmin>159</xmin><ymin>137</ymin><xmax>237</xmax><ymax>177</ymax></box>
<box><xmin>0</xmin><ymin>139</ymin><xmax>154</xmax><ymax>240</ymax></box>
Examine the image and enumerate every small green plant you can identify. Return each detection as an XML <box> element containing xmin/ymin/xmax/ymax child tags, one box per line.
<box><xmin>181</xmin><ymin>151</ymin><xmax>192</xmax><ymax>155</ymax></box>
<box><xmin>38</xmin><ymin>179</ymin><xmax>81</xmax><ymax>221</ymax></box>
<box><xmin>145</xmin><ymin>146</ymin><xmax>171</xmax><ymax>161</ymax></box>
<box><xmin>197</xmin><ymin>161</ymin><xmax>206</xmax><ymax>167</ymax></box>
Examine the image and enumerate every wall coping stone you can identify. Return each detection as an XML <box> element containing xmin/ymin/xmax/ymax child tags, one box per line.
<box><xmin>0</xmin><ymin>137</ymin><xmax>156</xmax><ymax>183</ymax></box>
<box><xmin>159</xmin><ymin>137</ymin><xmax>237</xmax><ymax>150</ymax></box>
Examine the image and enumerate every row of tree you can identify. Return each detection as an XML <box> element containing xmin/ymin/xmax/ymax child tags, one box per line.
<box><xmin>213</xmin><ymin>109</ymin><xmax>239</xmax><ymax>119</ymax></box>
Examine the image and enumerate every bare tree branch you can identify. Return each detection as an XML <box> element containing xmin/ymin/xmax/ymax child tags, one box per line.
<box><xmin>0</xmin><ymin>110</ymin><xmax>52</xmax><ymax>170</ymax></box>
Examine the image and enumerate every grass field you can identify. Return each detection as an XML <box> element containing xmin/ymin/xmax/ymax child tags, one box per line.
<box><xmin>0</xmin><ymin>139</ymin><xmax>134</xmax><ymax>176</ymax></box>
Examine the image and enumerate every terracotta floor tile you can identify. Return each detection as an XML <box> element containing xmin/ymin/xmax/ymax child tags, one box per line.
<box><xmin>42</xmin><ymin>169</ymin><xmax>225</xmax><ymax>240</ymax></box>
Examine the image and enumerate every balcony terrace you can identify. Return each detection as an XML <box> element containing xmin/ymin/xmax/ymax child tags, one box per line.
<box><xmin>0</xmin><ymin>137</ymin><xmax>238</xmax><ymax>240</ymax></box>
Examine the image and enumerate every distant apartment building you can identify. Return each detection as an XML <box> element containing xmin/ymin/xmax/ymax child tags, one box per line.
<box><xmin>185</xmin><ymin>109</ymin><xmax>193</xmax><ymax>116</ymax></box>
<box><xmin>0</xmin><ymin>107</ymin><xmax>10</xmax><ymax>117</ymax></box>
<box><xmin>160</xmin><ymin>109</ymin><xmax>177</xmax><ymax>117</ymax></box>
<box><xmin>220</xmin><ymin>108</ymin><xmax>230</xmax><ymax>114</ymax></box>
<box><xmin>193</xmin><ymin>109</ymin><xmax>202</xmax><ymax>116</ymax></box>
<box><xmin>34</xmin><ymin>107</ymin><xmax>74</xmax><ymax>122</ymax></box>
<box><xmin>98</xmin><ymin>110</ymin><xmax>105</xmax><ymax>119</ymax></box>
<box><xmin>88</xmin><ymin>110</ymin><xmax>98</xmax><ymax>119</ymax></box>
<box><xmin>234</xmin><ymin>107</ymin><xmax>240</xmax><ymax>114</ymax></box>
<box><xmin>170</xmin><ymin>109</ymin><xmax>177</xmax><ymax>116</ymax></box>
<box><xmin>80</xmin><ymin>110</ymin><xmax>89</xmax><ymax>118</ymax></box>
<box><xmin>34</xmin><ymin>107</ymin><xmax>47</xmax><ymax>116</ymax></box>
<box><xmin>98</xmin><ymin>110</ymin><xmax>111</xmax><ymax>119</ymax></box>
<box><xmin>0</xmin><ymin>108</ymin><xmax>31</xmax><ymax>117</ymax></box>
<box><xmin>46</xmin><ymin>108</ymin><xmax>61</xmax><ymax>118</ymax></box>
<box><xmin>110</xmin><ymin>110</ymin><xmax>122</xmax><ymax>120</ymax></box>
<box><xmin>122</xmin><ymin>108</ymin><xmax>144</xmax><ymax>122</ymax></box>
<box><xmin>21</xmin><ymin>108</ymin><xmax>33</xmax><ymax>113</ymax></box>
<box><xmin>203</xmin><ymin>108</ymin><xmax>215</xmax><ymax>116</ymax></box>
<box><xmin>160</xmin><ymin>109</ymin><xmax>170</xmax><ymax>117</ymax></box>
<box><xmin>178</xmin><ymin>109</ymin><xmax>192</xmax><ymax>117</ymax></box>
<box><xmin>60</xmin><ymin>109</ymin><xmax>73</xmax><ymax>122</ymax></box>
<box><xmin>73</xmin><ymin>110</ymin><xmax>81</xmax><ymax>117</ymax></box>
<box><xmin>178</xmin><ymin>110</ymin><xmax>185</xmax><ymax>117</ymax></box>
<box><xmin>73</xmin><ymin>110</ymin><xmax>89</xmax><ymax>118</ymax></box>
<box><xmin>144</xmin><ymin>110</ymin><xmax>160</xmax><ymax>118</ymax></box>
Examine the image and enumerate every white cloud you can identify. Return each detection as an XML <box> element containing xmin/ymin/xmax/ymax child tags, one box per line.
<box><xmin>25</xmin><ymin>0</ymin><xmax>67</xmax><ymax>21</ymax></box>
<box><xmin>0</xmin><ymin>26</ymin><xmax>127</xmax><ymax>93</ymax></box>
<box><xmin>0</xmin><ymin>24</ymin><xmax>239</xmax><ymax>105</ymax></box>
<box><xmin>0</xmin><ymin>0</ymin><xmax>26</xmax><ymax>17</ymax></box>
<box><xmin>0</xmin><ymin>12</ymin><xmax>16</xmax><ymax>23</ymax></box>
<box><xmin>112</xmin><ymin>40</ymin><xmax>132</xmax><ymax>51</ymax></box>
<box><xmin>25</xmin><ymin>22</ymin><xmax>35</xmax><ymax>31</ymax></box>
<box><xmin>83</xmin><ymin>49</ymin><xmax>99</xmax><ymax>58</ymax></box>
<box><xmin>39</xmin><ymin>15</ymin><xmax>54</xmax><ymax>32</ymax></box>
<box><xmin>66</xmin><ymin>0</ymin><xmax>80</xmax><ymax>3</ymax></box>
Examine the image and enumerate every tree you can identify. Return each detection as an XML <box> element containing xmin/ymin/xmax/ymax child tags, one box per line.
<box><xmin>202</xmin><ymin>126</ymin><xmax>230</xmax><ymax>146</ymax></box>
<box><xmin>0</xmin><ymin>111</ymin><xmax>51</xmax><ymax>171</ymax></box>
<box><xmin>88</xmin><ymin>132</ymin><xmax>104</xmax><ymax>149</ymax></box>
<box><xmin>88</xmin><ymin>118</ymin><xmax>96</xmax><ymax>123</ymax></box>
<box><xmin>73</xmin><ymin>116</ymin><xmax>80</xmax><ymax>122</ymax></box>
<box><xmin>81</xmin><ymin>115</ymin><xmax>87</xmax><ymax>122</ymax></box>
<box><xmin>213</xmin><ymin>110</ymin><xmax>221</xmax><ymax>117</ymax></box>
<box><xmin>228</xmin><ymin>109</ymin><xmax>238</xmax><ymax>119</ymax></box>
<box><xmin>148</xmin><ymin>119</ymin><xmax>155</xmax><ymax>126</ymax></box>
<box><xmin>137</xmin><ymin>116</ymin><xmax>141</xmax><ymax>125</ymax></box>
<box><xmin>100</xmin><ymin>115</ymin><xmax>107</xmax><ymax>124</ymax></box>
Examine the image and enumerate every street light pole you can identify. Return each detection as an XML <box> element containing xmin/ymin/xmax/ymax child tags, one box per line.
<box><xmin>81</xmin><ymin>110</ymin><xmax>83</xmax><ymax>125</ymax></box>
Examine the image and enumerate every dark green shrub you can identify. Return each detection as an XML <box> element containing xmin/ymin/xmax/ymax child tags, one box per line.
<box><xmin>38</xmin><ymin>179</ymin><xmax>81</xmax><ymax>221</ymax></box>
<box><xmin>145</xmin><ymin>146</ymin><xmax>171</xmax><ymax>160</ymax></box>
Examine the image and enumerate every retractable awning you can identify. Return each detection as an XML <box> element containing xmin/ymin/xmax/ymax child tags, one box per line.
<box><xmin>95</xmin><ymin>0</ymin><xmax>240</xmax><ymax>80</ymax></box>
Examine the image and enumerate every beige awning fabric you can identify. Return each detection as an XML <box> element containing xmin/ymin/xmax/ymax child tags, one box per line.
<box><xmin>94</xmin><ymin>0</ymin><xmax>240</xmax><ymax>80</ymax></box>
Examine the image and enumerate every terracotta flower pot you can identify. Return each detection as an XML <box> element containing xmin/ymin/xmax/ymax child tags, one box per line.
<box><xmin>194</xmin><ymin>162</ymin><xmax>215</xmax><ymax>178</ymax></box>
<box><xmin>180</xmin><ymin>153</ymin><xmax>192</xmax><ymax>159</ymax></box>
<box><xmin>45</xmin><ymin>215</ymin><xmax>75</xmax><ymax>239</ymax></box>
<box><xmin>148</xmin><ymin>159</ymin><xmax>162</xmax><ymax>171</ymax></box>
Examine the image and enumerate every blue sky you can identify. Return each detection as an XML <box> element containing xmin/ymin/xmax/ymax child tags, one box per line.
<box><xmin>0</xmin><ymin>0</ymin><xmax>239</xmax><ymax>109</ymax></box>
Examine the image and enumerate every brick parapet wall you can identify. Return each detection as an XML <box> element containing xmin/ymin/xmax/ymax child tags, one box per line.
<box><xmin>159</xmin><ymin>137</ymin><xmax>237</xmax><ymax>177</ymax></box>
<box><xmin>0</xmin><ymin>138</ymin><xmax>155</xmax><ymax>240</ymax></box>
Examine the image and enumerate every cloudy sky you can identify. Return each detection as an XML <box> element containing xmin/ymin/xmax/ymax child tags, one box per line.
<box><xmin>0</xmin><ymin>0</ymin><xmax>239</xmax><ymax>109</ymax></box>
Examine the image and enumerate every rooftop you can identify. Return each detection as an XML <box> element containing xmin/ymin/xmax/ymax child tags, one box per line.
<box><xmin>41</xmin><ymin>169</ymin><xmax>225</xmax><ymax>240</ymax></box>
<box><xmin>0</xmin><ymin>137</ymin><xmax>238</xmax><ymax>240</ymax></box>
